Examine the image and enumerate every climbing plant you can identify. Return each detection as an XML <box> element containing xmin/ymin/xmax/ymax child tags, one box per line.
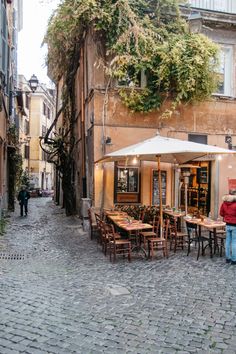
<box><xmin>42</xmin><ymin>0</ymin><xmax>219</xmax><ymax>214</ymax></box>
<box><xmin>44</xmin><ymin>0</ymin><xmax>219</xmax><ymax>113</ymax></box>
<box><xmin>7</xmin><ymin>125</ymin><xmax>23</xmax><ymax>211</ymax></box>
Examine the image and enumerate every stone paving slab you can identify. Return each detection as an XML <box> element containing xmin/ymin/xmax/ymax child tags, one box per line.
<box><xmin>0</xmin><ymin>198</ymin><xmax>236</xmax><ymax>353</ymax></box>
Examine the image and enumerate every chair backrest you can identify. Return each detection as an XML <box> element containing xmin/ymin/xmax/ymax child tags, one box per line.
<box><xmin>185</xmin><ymin>221</ymin><xmax>198</xmax><ymax>237</ymax></box>
<box><xmin>169</xmin><ymin>218</ymin><xmax>177</xmax><ymax>237</ymax></box>
<box><xmin>139</xmin><ymin>208</ymin><xmax>146</xmax><ymax>222</ymax></box>
<box><xmin>104</xmin><ymin>223</ymin><xmax>116</xmax><ymax>243</ymax></box>
<box><xmin>152</xmin><ymin>216</ymin><xmax>160</xmax><ymax>236</ymax></box>
<box><xmin>163</xmin><ymin>218</ymin><xmax>170</xmax><ymax>240</ymax></box>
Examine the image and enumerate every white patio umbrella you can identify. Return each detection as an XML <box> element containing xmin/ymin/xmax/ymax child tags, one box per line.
<box><xmin>96</xmin><ymin>133</ymin><xmax>236</xmax><ymax>234</ymax></box>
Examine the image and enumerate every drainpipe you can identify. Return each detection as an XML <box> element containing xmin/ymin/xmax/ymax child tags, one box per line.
<box><xmin>81</xmin><ymin>46</ymin><xmax>87</xmax><ymax>198</ymax></box>
<box><xmin>214</xmin><ymin>159</ymin><xmax>219</xmax><ymax>220</ymax></box>
<box><xmin>81</xmin><ymin>45</ymin><xmax>91</xmax><ymax>230</ymax></box>
<box><xmin>100</xmin><ymin>78</ymin><xmax>111</xmax><ymax>212</ymax></box>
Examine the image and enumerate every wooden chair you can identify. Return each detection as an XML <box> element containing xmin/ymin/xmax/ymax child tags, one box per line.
<box><xmin>169</xmin><ymin>218</ymin><xmax>188</xmax><ymax>252</ymax></box>
<box><xmin>106</xmin><ymin>224</ymin><xmax>131</xmax><ymax>262</ymax></box>
<box><xmin>88</xmin><ymin>208</ymin><xmax>98</xmax><ymax>240</ymax></box>
<box><xmin>100</xmin><ymin>221</ymin><xmax>121</xmax><ymax>256</ymax></box>
<box><xmin>209</xmin><ymin>227</ymin><xmax>226</xmax><ymax>257</ymax></box>
<box><xmin>139</xmin><ymin>216</ymin><xmax>160</xmax><ymax>249</ymax></box>
<box><xmin>95</xmin><ymin>213</ymin><xmax>102</xmax><ymax>244</ymax></box>
<box><xmin>139</xmin><ymin>208</ymin><xmax>146</xmax><ymax>222</ymax></box>
<box><xmin>148</xmin><ymin>218</ymin><xmax>169</xmax><ymax>260</ymax></box>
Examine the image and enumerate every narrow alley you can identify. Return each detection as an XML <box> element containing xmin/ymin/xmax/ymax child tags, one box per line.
<box><xmin>0</xmin><ymin>198</ymin><xmax>236</xmax><ymax>354</ymax></box>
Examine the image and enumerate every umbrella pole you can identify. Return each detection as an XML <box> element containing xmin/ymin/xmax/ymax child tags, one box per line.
<box><xmin>184</xmin><ymin>178</ymin><xmax>188</xmax><ymax>216</ymax></box>
<box><xmin>157</xmin><ymin>156</ymin><xmax>163</xmax><ymax>237</ymax></box>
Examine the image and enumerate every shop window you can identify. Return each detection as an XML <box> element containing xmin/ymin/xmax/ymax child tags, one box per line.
<box><xmin>117</xmin><ymin>167</ymin><xmax>139</xmax><ymax>193</ymax></box>
<box><xmin>152</xmin><ymin>170</ymin><xmax>167</xmax><ymax>205</ymax></box>
<box><xmin>114</xmin><ymin>164</ymin><xmax>140</xmax><ymax>203</ymax></box>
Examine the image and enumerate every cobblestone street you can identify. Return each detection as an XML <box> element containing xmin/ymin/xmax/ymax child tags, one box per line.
<box><xmin>0</xmin><ymin>198</ymin><xmax>236</xmax><ymax>353</ymax></box>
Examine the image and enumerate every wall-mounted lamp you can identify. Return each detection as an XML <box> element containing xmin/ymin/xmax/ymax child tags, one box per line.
<box><xmin>105</xmin><ymin>136</ymin><xmax>112</xmax><ymax>145</ymax></box>
<box><xmin>132</xmin><ymin>156</ymin><xmax>138</xmax><ymax>165</ymax></box>
<box><xmin>188</xmin><ymin>12</ymin><xmax>202</xmax><ymax>33</ymax></box>
<box><xmin>225</xmin><ymin>135</ymin><xmax>232</xmax><ymax>150</ymax></box>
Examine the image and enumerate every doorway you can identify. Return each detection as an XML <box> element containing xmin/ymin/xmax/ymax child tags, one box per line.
<box><xmin>180</xmin><ymin>161</ymin><xmax>211</xmax><ymax>215</ymax></box>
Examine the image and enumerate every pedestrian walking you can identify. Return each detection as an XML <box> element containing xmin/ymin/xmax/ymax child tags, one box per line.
<box><xmin>17</xmin><ymin>186</ymin><xmax>30</xmax><ymax>217</ymax></box>
<box><xmin>220</xmin><ymin>189</ymin><xmax>236</xmax><ymax>264</ymax></box>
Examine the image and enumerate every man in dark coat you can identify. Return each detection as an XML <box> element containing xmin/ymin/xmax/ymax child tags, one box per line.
<box><xmin>17</xmin><ymin>186</ymin><xmax>30</xmax><ymax>217</ymax></box>
<box><xmin>220</xmin><ymin>189</ymin><xmax>236</xmax><ymax>264</ymax></box>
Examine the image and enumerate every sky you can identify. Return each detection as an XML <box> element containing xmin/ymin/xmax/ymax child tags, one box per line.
<box><xmin>18</xmin><ymin>0</ymin><xmax>60</xmax><ymax>86</ymax></box>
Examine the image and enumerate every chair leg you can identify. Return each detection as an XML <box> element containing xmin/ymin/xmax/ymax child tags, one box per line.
<box><xmin>197</xmin><ymin>241</ymin><xmax>201</xmax><ymax>261</ymax></box>
<box><xmin>151</xmin><ymin>243</ymin><xmax>154</xmax><ymax>260</ymax></box>
<box><xmin>187</xmin><ymin>238</ymin><xmax>191</xmax><ymax>256</ymax></box>
<box><xmin>104</xmin><ymin>240</ymin><xmax>107</xmax><ymax>256</ymax></box>
<box><xmin>174</xmin><ymin>238</ymin><xmax>177</xmax><ymax>253</ymax></box>
<box><xmin>128</xmin><ymin>245</ymin><xmax>131</xmax><ymax>262</ymax></box>
<box><xmin>220</xmin><ymin>239</ymin><xmax>224</xmax><ymax>257</ymax></box>
<box><xmin>143</xmin><ymin>238</ymin><xmax>146</xmax><ymax>250</ymax></box>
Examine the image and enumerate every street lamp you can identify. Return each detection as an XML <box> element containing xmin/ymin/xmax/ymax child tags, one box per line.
<box><xmin>28</xmin><ymin>74</ymin><xmax>39</xmax><ymax>93</ymax></box>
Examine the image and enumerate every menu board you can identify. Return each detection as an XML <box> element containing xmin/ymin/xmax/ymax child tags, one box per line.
<box><xmin>152</xmin><ymin>170</ymin><xmax>167</xmax><ymax>205</ymax></box>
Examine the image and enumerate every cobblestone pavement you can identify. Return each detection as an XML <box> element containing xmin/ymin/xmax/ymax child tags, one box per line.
<box><xmin>0</xmin><ymin>198</ymin><xmax>236</xmax><ymax>354</ymax></box>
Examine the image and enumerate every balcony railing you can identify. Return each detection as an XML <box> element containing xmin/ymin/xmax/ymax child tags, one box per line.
<box><xmin>187</xmin><ymin>0</ymin><xmax>236</xmax><ymax>14</ymax></box>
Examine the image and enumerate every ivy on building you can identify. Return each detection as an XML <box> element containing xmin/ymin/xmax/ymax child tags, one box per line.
<box><xmin>42</xmin><ymin>0</ymin><xmax>220</xmax><ymax>215</ymax></box>
<box><xmin>44</xmin><ymin>0</ymin><xmax>219</xmax><ymax>113</ymax></box>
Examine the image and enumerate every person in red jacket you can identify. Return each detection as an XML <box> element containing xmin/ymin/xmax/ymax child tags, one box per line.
<box><xmin>220</xmin><ymin>189</ymin><xmax>236</xmax><ymax>264</ymax></box>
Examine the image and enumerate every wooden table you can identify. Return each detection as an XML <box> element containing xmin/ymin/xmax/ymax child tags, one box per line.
<box><xmin>108</xmin><ymin>215</ymin><xmax>153</xmax><ymax>257</ymax></box>
<box><xmin>164</xmin><ymin>210</ymin><xmax>185</xmax><ymax>218</ymax></box>
<box><xmin>164</xmin><ymin>210</ymin><xmax>186</xmax><ymax>231</ymax></box>
<box><xmin>184</xmin><ymin>217</ymin><xmax>225</xmax><ymax>258</ymax></box>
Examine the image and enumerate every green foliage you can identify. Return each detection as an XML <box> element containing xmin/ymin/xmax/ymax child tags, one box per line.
<box><xmin>0</xmin><ymin>215</ymin><xmax>7</xmax><ymax>235</ymax></box>
<box><xmin>20</xmin><ymin>170</ymin><xmax>30</xmax><ymax>189</ymax></box>
<box><xmin>45</xmin><ymin>0</ymin><xmax>219</xmax><ymax>113</ymax></box>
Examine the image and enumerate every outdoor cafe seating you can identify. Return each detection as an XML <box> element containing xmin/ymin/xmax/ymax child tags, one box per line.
<box><xmin>88</xmin><ymin>206</ymin><xmax>226</xmax><ymax>262</ymax></box>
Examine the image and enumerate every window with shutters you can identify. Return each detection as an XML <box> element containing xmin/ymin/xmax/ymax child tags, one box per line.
<box><xmin>25</xmin><ymin>94</ymin><xmax>29</xmax><ymax>109</ymax></box>
<box><xmin>24</xmin><ymin>119</ymin><xmax>29</xmax><ymax>135</ymax></box>
<box><xmin>0</xmin><ymin>1</ymin><xmax>9</xmax><ymax>88</ymax></box>
<box><xmin>42</xmin><ymin>125</ymin><xmax>46</xmax><ymax>137</ymax></box>
<box><xmin>43</xmin><ymin>102</ymin><xmax>47</xmax><ymax>115</ymax></box>
<box><xmin>187</xmin><ymin>0</ymin><xmax>236</xmax><ymax>13</ymax></box>
<box><xmin>214</xmin><ymin>46</ymin><xmax>233</xmax><ymax>97</ymax></box>
<box><xmin>24</xmin><ymin>145</ymin><xmax>29</xmax><ymax>159</ymax></box>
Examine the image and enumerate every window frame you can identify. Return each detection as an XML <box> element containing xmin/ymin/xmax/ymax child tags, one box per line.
<box><xmin>213</xmin><ymin>45</ymin><xmax>233</xmax><ymax>98</ymax></box>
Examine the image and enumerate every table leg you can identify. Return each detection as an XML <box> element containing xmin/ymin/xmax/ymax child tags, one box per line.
<box><xmin>130</xmin><ymin>231</ymin><xmax>147</xmax><ymax>258</ymax></box>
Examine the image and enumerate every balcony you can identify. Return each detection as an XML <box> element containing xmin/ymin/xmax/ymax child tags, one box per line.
<box><xmin>187</xmin><ymin>0</ymin><xmax>236</xmax><ymax>14</ymax></box>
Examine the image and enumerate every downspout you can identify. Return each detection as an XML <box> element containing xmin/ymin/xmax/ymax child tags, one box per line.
<box><xmin>81</xmin><ymin>46</ymin><xmax>87</xmax><ymax>198</ymax></box>
<box><xmin>100</xmin><ymin>77</ymin><xmax>111</xmax><ymax>212</ymax></box>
